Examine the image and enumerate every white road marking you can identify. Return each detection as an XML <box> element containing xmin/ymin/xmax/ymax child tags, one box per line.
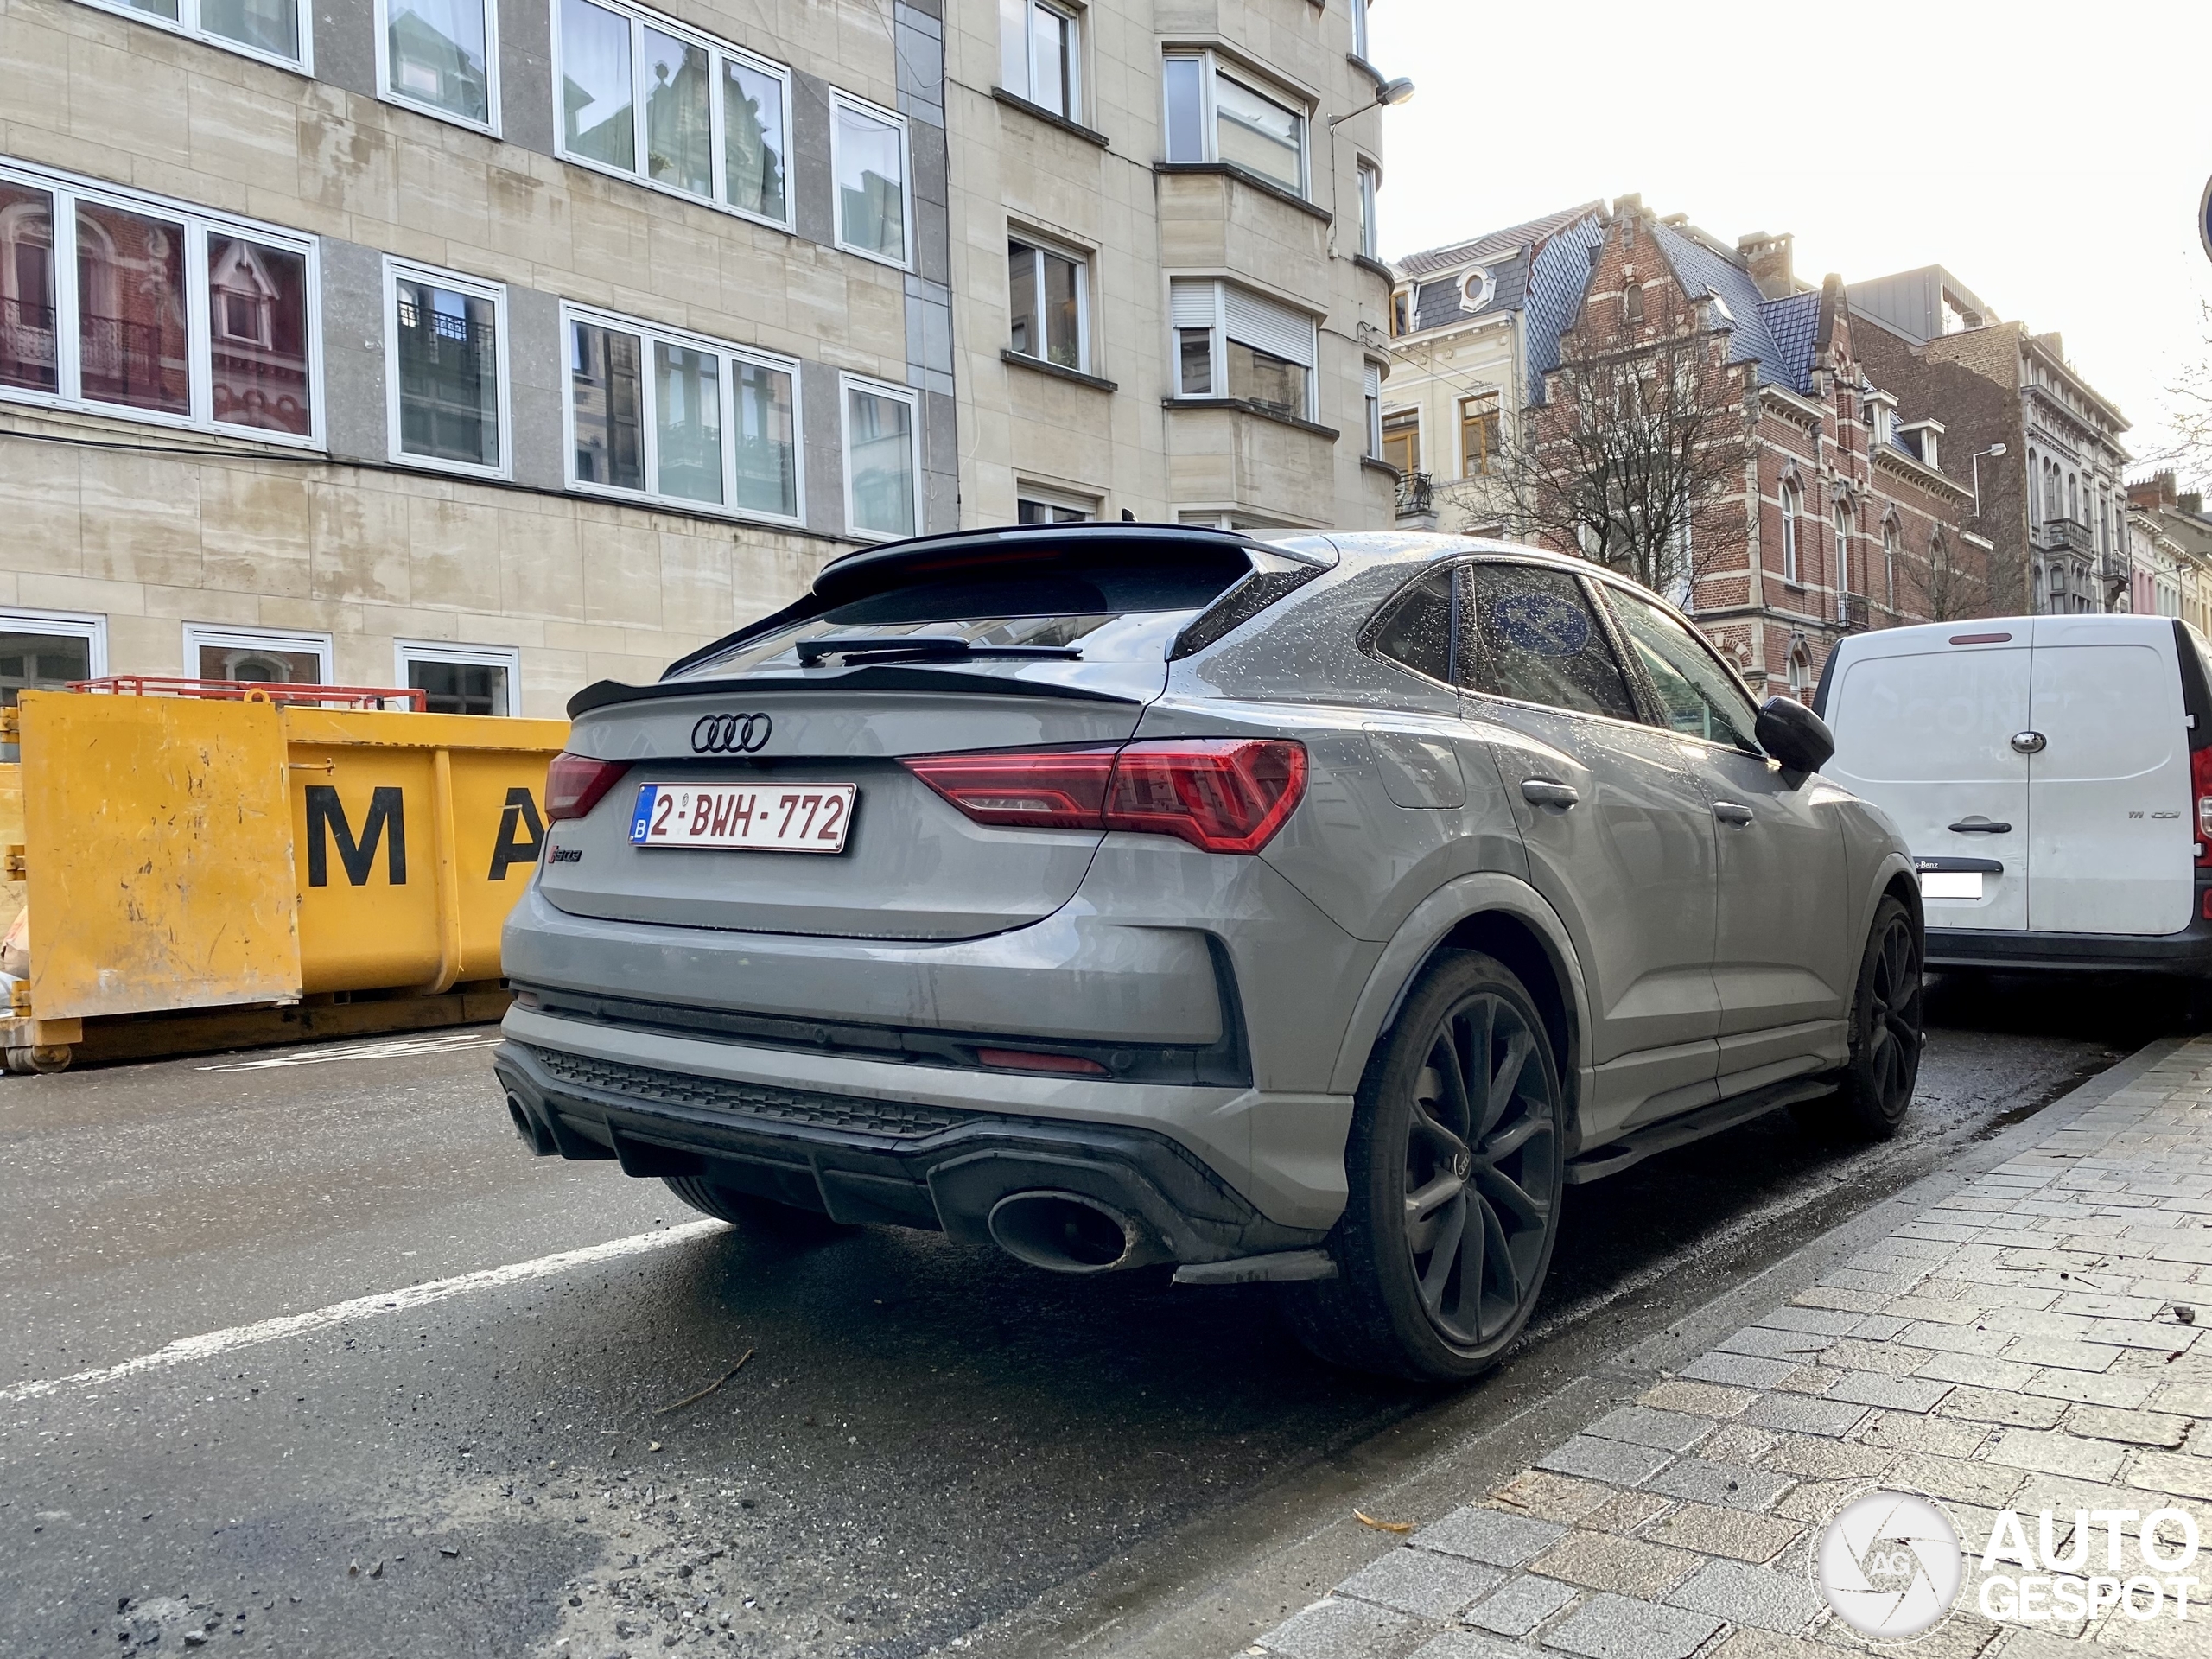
<box><xmin>0</xmin><ymin>1220</ymin><xmax>723</xmax><ymax>1406</ymax></box>
<box><xmin>198</xmin><ymin>1031</ymin><xmax>505</xmax><ymax>1071</ymax></box>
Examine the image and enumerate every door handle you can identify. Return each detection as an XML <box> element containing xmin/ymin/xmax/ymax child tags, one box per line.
<box><xmin>1521</xmin><ymin>778</ymin><xmax>1580</xmax><ymax>809</ymax></box>
<box><xmin>2010</xmin><ymin>731</ymin><xmax>2047</xmax><ymax>754</ymax></box>
<box><xmin>1713</xmin><ymin>802</ymin><xmax>1755</xmax><ymax>827</ymax></box>
<box><xmin>1948</xmin><ymin>819</ymin><xmax>2012</xmax><ymax>834</ymax></box>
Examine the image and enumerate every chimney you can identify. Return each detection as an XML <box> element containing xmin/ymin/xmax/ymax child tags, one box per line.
<box><xmin>2183</xmin><ymin>493</ymin><xmax>2205</xmax><ymax>518</ymax></box>
<box><xmin>1737</xmin><ymin>232</ymin><xmax>1795</xmax><ymax>300</ymax></box>
<box><xmin>2128</xmin><ymin>470</ymin><xmax>2178</xmax><ymax>512</ymax></box>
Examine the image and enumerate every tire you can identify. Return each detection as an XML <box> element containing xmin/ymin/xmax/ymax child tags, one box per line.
<box><xmin>1795</xmin><ymin>895</ymin><xmax>1924</xmax><ymax>1141</ymax></box>
<box><xmin>1283</xmin><ymin>950</ymin><xmax>1567</xmax><ymax>1382</ymax></box>
<box><xmin>662</xmin><ymin>1176</ymin><xmax>861</xmax><ymax>1243</ymax></box>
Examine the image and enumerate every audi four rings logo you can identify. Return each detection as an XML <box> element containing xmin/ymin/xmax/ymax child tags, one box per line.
<box><xmin>691</xmin><ymin>713</ymin><xmax>772</xmax><ymax>753</ymax></box>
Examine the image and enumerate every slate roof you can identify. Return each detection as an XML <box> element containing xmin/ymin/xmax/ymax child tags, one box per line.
<box><xmin>1757</xmin><ymin>290</ymin><xmax>1823</xmax><ymax>396</ymax></box>
<box><xmin>1523</xmin><ymin>212</ymin><xmax>1607</xmax><ymax>393</ymax></box>
<box><xmin>1394</xmin><ymin>201</ymin><xmax>1605</xmax><ymax>278</ymax></box>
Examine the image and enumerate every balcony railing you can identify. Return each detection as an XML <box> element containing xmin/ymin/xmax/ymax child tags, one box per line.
<box><xmin>2034</xmin><ymin>518</ymin><xmax>2094</xmax><ymax>555</ymax></box>
<box><xmin>1395</xmin><ymin>469</ymin><xmax>1434</xmax><ymax>519</ymax></box>
<box><xmin>1836</xmin><ymin>592</ymin><xmax>1871</xmax><ymax>633</ymax></box>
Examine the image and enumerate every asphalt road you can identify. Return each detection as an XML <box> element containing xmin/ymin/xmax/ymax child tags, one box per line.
<box><xmin>0</xmin><ymin>973</ymin><xmax>2181</xmax><ymax>1659</ymax></box>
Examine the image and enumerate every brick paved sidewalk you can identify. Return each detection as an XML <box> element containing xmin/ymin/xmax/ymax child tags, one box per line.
<box><xmin>1245</xmin><ymin>1040</ymin><xmax>2212</xmax><ymax>1659</ymax></box>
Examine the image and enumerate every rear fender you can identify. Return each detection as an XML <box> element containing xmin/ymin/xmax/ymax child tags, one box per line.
<box><xmin>1329</xmin><ymin>873</ymin><xmax>1593</xmax><ymax>1147</ymax></box>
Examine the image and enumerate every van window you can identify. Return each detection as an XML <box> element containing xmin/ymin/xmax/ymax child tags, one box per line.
<box><xmin>1605</xmin><ymin>588</ymin><xmax>1759</xmax><ymax>752</ymax></box>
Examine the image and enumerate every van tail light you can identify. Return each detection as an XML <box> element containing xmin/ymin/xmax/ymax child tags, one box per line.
<box><xmin>544</xmin><ymin>752</ymin><xmax>632</xmax><ymax>823</ymax></box>
<box><xmin>903</xmin><ymin>738</ymin><xmax>1307</xmax><ymax>854</ymax></box>
<box><xmin>2196</xmin><ymin>747</ymin><xmax>2212</xmax><ymax>868</ymax></box>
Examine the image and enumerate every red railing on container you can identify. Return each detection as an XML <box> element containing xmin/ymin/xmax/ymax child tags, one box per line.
<box><xmin>67</xmin><ymin>677</ymin><xmax>429</xmax><ymax>711</ymax></box>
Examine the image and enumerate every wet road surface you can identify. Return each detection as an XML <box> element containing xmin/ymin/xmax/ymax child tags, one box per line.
<box><xmin>0</xmin><ymin>973</ymin><xmax>2182</xmax><ymax>1658</ymax></box>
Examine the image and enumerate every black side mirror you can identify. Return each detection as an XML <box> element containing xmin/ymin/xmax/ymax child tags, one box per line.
<box><xmin>1755</xmin><ymin>695</ymin><xmax>1835</xmax><ymax>778</ymax></box>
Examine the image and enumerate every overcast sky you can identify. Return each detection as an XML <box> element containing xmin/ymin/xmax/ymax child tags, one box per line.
<box><xmin>1367</xmin><ymin>0</ymin><xmax>2212</xmax><ymax>479</ymax></box>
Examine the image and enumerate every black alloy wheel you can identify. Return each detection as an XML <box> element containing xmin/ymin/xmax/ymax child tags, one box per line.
<box><xmin>1284</xmin><ymin>950</ymin><xmax>1566</xmax><ymax>1382</ymax></box>
<box><xmin>1796</xmin><ymin>893</ymin><xmax>1924</xmax><ymax>1141</ymax></box>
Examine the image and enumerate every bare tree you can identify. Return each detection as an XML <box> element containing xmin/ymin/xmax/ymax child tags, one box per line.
<box><xmin>1909</xmin><ymin>533</ymin><xmax>1982</xmax><ymax>623</ymax></box>
<box><xmin>2143</xmin><ymin>299</ymin><xmax>2212</xmax><ymax>491</ymax></box>
<box><xmin>1453</xmin><ymin>285</ymin><xmax>1749</xmax><ymax>600</ymax></box>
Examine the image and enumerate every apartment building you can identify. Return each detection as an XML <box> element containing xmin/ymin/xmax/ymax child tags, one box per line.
<box><xmin>943</xmin><ymin>0</ymin><xmax>1399</xmax><ymax>531</ymax></box>
<box><xmin>0</xmin><ymin>0</ymin><xmax>957</xmax><ymax>714</ymax></box>
<box><xmin>1849</xmin><ymin>266</ymin><xmax>2132</xmax><ymax>617</ymax></box>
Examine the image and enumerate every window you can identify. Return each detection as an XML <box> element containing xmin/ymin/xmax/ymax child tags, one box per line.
<box><xmin>1461</xmin><ymin>269</ymin><xmax>1494</xmax><ymax>312</ymax></box>
<box><xmin>1168</xmin><ymin>279</ymin><xmax>1315</xmax><ymax>421</ymax></box>
<box><xmin>1604</xmin><ymin>588</ymin><xmax>1758</xmax><ymax>751</ymax></box>
<box><xmin>378</xmin><ymin>0</ymin><xmax>496</xmax><ymax>130</ymax></box>
<box><xmin>1381</xmin><ymin>408</ymin><xmax>1419</xmax><ymax>474</ymax></box>
<box><xmin>1463</xmin><ymin>563</ymin><xmax>1637</xmax><ymax>721</ymax></box>
<box><xmin>1015</xmin><ymin>486</ymin><xmax>1094</xmax><ymax>524</ymax></box>
<box><xmin>1351</xmin><ymin>0</ymin><xmax>1370</xmax><ymax>61</ymax></box>
<box><xmin>556</xmin><ymin>0</ymin><xmax>791</xmax><ymax>226</ymax></box>
<box><xmin>0</xmin><ymin>608</ymin><xmax>105</xmax><ymax>706</ymax></box>
<box><xmin>565</xmin><ymin>304</ymin><xmax>800</xmax><ymax>520</ymax></box>
<box><xmin>1883</xmin><ymin>519</ymin><xmax>1899</xmax><ymax>609</ymax></box>
<box><xmin>1834</xmin><ymin>505</ymin><xmax>1853</xmax><ymax>594</ymax></box>
<box><xmin>1370</xmin><ymin>569</ymin><xmax>1454</xmax><ymax>683</ymax></box>
<box><xmin>842</xmin><ymin>373</ymin><xmax>920</xmax><ymax>539</ymax></box>
<box><xmin>1389</xmin><ymin>289</ymin><xmax>1411</xmax><ymax>338</ymax></box>
<box><xmin>1623</xmin><ymin>282</ymin><xmax>1643</xmax><ymax>327</ymax></box>
<box><xmin>1363</xmin><ymin>362</ymin><xmax>1382</xmax><ymax>461</ymax></box>
<box><xmin>1786</xmin><ymin>646</ymin><xmax>1809</xmax><ymax>696</ymax></box>
<box><xmin>1000</xmin><ymin>0</ymin><xmax>1077</xmax><ymax>119</ymax></box>
<box><xmin>0</xmin><ymin>164</ymin><xmax>316</xmax><ymax>440</ymax></box>
<box><xmin>1459</xmin><ymin>391</ymin><xmax>1498</xmax><ymax>478</ymax></box>
<box><xmin>1162</xmin><ymin>52</ymin><xmax>1307</xmax><ymax>197</ymax></box>
<box><xmin>182</xmin><ymin>623</ymin><xmax>331</xmax><ymax>685</ymax></box>
<box><xmin>1779</xmin><ymin>479</ymin><xmax>1801</xmax><ymax>584</ymax></box>
<box><xmin>81</xmin><ymin>0</ymin><xmax>308</xmax><ymax>68</ymax></box>
<box><xmin>386</xmin><ymin>259</ymin><xmax>505</xmax><ymax>476</ymax></box>
<box><xmin>396</xmin><ymin>639</ymin><xmax>520</xmax><ymax>715</ymax></box>
<box><xmin>831</xmin><ymin>92</ymin><xmax>910</xmax><ymax>267</ymax></box>
<box><xmin>1007</xmin><ymin>237</ymin><xmax>1086</xmax><ymax>371</ymax></box>
<box><xmin>1357</xmin><ymin>162</ymin><xmax>1380</xmax><ymax>260</ymax></box>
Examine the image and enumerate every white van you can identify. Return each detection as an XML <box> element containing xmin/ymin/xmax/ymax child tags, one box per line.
<box><xmin>1818</xmin><ymin>614</ymin><xmax>2212</xmax><ymax>973</ymax></box>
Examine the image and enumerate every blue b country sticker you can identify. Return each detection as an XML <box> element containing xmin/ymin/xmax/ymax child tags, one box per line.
<box><xmin>1493</xmin><ymin>589</ymin><xmax>1592</xmax><ymax>658</ymax></box>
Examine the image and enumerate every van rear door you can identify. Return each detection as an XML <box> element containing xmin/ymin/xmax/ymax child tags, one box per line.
<box><xmin>1821</xmin><ymin>627</ymin><xmax>2031</xmax><ymax>931</ymax></box>
<box><xmin>2025</xmin><ymin>616</ymin><xmax>2193</xmax><ymax>936</ymax></box>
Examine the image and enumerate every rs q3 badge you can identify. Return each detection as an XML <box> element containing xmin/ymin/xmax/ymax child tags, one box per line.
<box><xmin>691</xmin><ymin>713</ymin><xmax>772</xmax><ymax>754</ymax></box>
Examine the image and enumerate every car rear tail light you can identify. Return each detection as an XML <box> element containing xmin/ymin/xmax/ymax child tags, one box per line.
<box><xmin>2196</xmin><ymin>747</ymin><xmax>2212</xmax><ymax>868</ymax></box>
<box><xmin>544</xmin><ymin>751</ymin><xmax>632</xmax><ymax>823</ymax></box>
<box><xmin>975</xmin><ymin>1046</ymin><xmax>1111</xmax><ymax>1077</ymax></box>
<box><xmin>903</xmin><ymin>737</ymin><xmax>1307</xmax><ymax>854</ymax></box>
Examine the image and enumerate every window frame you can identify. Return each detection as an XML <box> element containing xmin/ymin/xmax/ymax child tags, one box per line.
<box><xmin>838</xmin><ymin>371</ymin><xmax>924</xmax><ymax>542</ymax></box>
<box><xmin>1014</xmin><ymin>480</ymin><xmax>1097</xmax><ymax>524</ymax></box>
<box><xmin>1005</xmin><ymin>231</ymin><xmax>1091</xmax><ymax>374</ymax></box>
<box><xmin>1362</xmin><ymin>360</ymin><xmax>1382</xmax><ymax>461</ymax></box>
<box><xmin>394</xmin><ymin>638</ymin><xmax>522</xmax><ymax>715</ymax></box>
<box><xmin>550</xmin><ymin>0</ymin><xmax>796</xmax><ymax>232</ymax></box>
<box><xmin>1778</xmin><ymin>478</ymin><xmax>1802</xmax><ymax>584</ymax></box>
<box><xmin>1350</xmin><ymin>0</ymin><xmax>1370</xmax><ymax>62</ymax></box>
<box><xmin>1000</xmin><ymin>0</ymin><xmax>1082</xmax><ymax>121</ymax></box>
<box><xmin>1356</xmin><ymin>160</ymin><xmax>1380</xmax><ymax>260</ymax></box>
<box><xmin>1459</xmin><ymin>391</ymin><xmax>1498</xmax><ymax>479</ymax></box>
<box><xmin>1160</xmin><ymin>49</ymin><xmax>1310</xmax><ymax>200</ymax></box>
<box><xmin>0</xmin><ymin>157</ymin><xmax>323</xmax><ymax>446</ymax></box>
<box><xmin>1380</xmin><ymin>405</ymin><xmax>1420</xmax><ymax>475</ymax></box>
<box><xmin>1168</xmin><ymin>277</ymin><xmax>1319</xmax><ymax>421</ymax></box>
<box><xmin>72</xmin><ymin>0</ymin><xmax>312</xmax><ymax>73</ymax></box>
<box><xmin>374</xmin><ymin>0</ymin><xmax>502</xmax><ymax>136</ymax></box>
<box><xmin>558</xmin><ymin>299</ymin><xmax>804</xmax><ymax>525</ymax></box>
<box><xmin>0</xmin><ymin>606</ymin><xmax>109</xmax><ymax>702</ymax></box>
<box><xmin>828</xmin><ymin>89</ymin><xmax>914</xmax><ymax>271</ymax></box>
<box><xmin>383</xmin><ymin>255</ymin><xmax>511</xmax><ymax>481</ymax></box>
<box><xmin>181</xmin><ymin>621</ymin><xmax>334</xmax><ymax>684</ymax></box>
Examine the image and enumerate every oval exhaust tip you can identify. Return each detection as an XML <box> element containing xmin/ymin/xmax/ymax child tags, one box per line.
<box><xmin>988</xmin><ymin>1191</ymin><xmax>1138</xmax><ymax>1274</ymax></box>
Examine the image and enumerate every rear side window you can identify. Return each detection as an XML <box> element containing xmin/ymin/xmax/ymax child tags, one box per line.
<box><xmin>1370</xmin><ymin>570</ymin><xmax>1455</xmax><ymax>683</ymax></box>
<box><xmin>1462</xmin><ymin>563</ymin><xmax>1637</xmax><ymax>721</ymax></box>
<box><xmin>687</xmin><ymin>554</ymin><xmax>1248</xmax><ymax>675</ymax></box>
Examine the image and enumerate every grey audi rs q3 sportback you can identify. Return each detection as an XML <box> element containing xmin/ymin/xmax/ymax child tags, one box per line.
<box><xmin>495</xmin><ymin>524</ymin><xmax>1924</xmax><ymax>1381</ymax></box>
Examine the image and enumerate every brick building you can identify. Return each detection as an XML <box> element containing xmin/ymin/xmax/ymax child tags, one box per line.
<box><xmin>1849</xmin><ymin>266</ymin><xmax>2131</xmax><ymax>616</ymax></box>
<box><xmin>1402</xmin><ymin>198</ymin><xmax>1981</xmax><ymax>695</ymax></box>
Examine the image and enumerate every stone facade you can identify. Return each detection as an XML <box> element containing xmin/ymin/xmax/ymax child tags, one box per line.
<box><xmin>942</xmin><ymin>0</ymin><xmax>1398</xmax><ymax>531</ymax></box>
<box><xmin>0</xmin><ymin>0</ymin><xmax>961</xmax><ymax>713</ymax></box>
<box><xmin>1849</xmin><ymin>267</ymin><xmax>2132</xmax><ymax>618</ymax></box>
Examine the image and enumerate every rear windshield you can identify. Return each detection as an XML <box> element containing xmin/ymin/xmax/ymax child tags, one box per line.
<box><xmin>683</xmin><ymin>556</ymin><xmax>1250</xmax><ymax>676</ymax></box>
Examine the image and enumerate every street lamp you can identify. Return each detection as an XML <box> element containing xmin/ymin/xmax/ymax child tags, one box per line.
<box><xmin>1328</xmin><ymin>77</ymin><xmax>1415</xmax><ymax>126</ymax></box>
<box><xmin>1970</xmin><ymin>442</ymin><xmax>2007</xmax><ymax>518</ymax></box>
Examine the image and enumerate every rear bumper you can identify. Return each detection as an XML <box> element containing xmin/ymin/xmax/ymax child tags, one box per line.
<box><xmin>1929</xmin><ymin>913</ymin><xmax>2212</xmax><ymax>975</ymax></box>
<box><xmin>493</xmin><ymin>1012</ymin><xmax>1332</xmax><ymax>1256</ymax></box>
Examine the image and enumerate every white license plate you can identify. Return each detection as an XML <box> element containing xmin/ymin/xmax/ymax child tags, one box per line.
<box><xmin>1921</xmin><ymin>871</ymin><xmax>1983</xmax><ymax>899</ymax></box>
<box><xmin>628</xmin><ymin>784</ymin><xmax>855</xmax><ymax>854</ymax></box>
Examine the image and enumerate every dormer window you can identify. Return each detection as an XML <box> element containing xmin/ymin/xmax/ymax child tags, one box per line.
<box><xmin>1461</xmin><ymin>269</ymin><xmax>1494</xmax><ymax>312</ymax></box>
<box><xmin>1899</xmin><ymin>418</ymin><xmax>1944</xmax><ymax>471</ymax></box>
